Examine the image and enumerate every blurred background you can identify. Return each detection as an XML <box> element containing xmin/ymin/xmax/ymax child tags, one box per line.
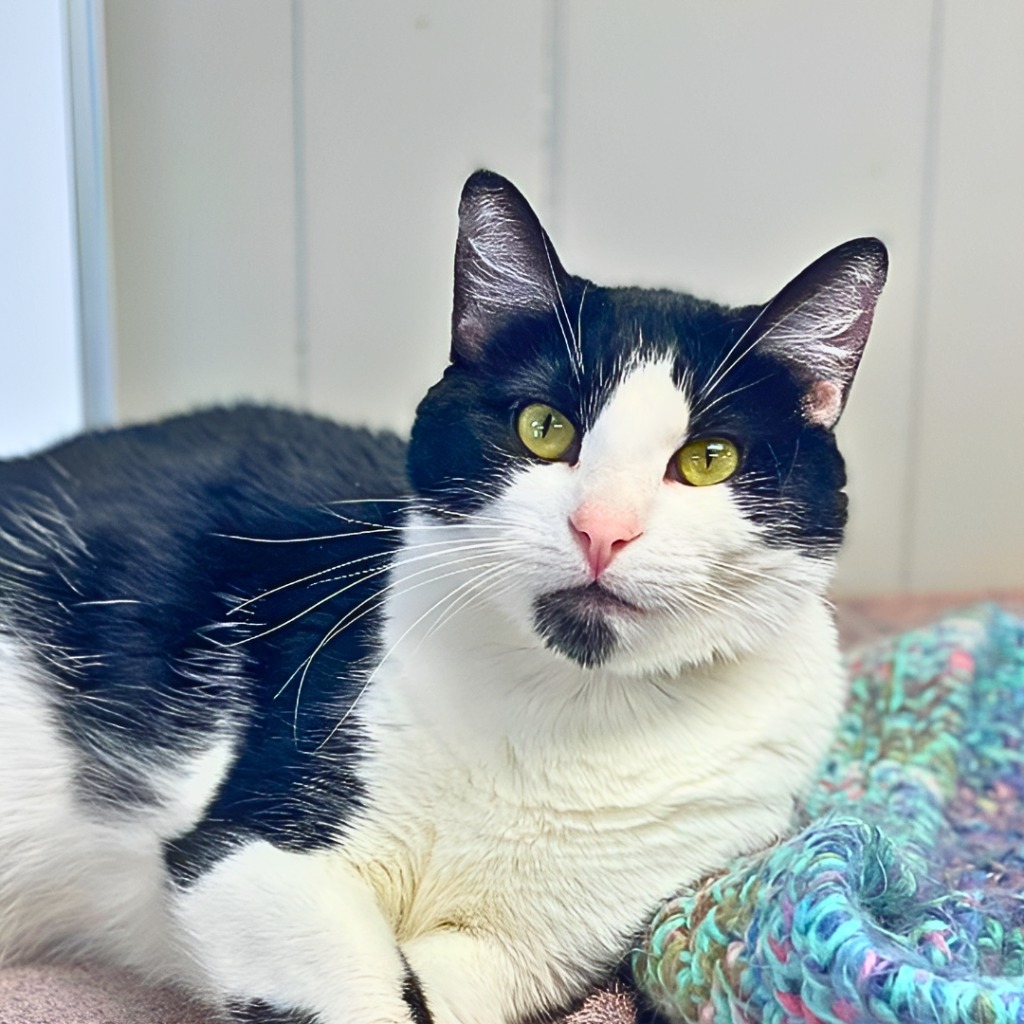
<box><xmin>2</xmin><ymin>0</ymin><xmax>1022</xmax><ymax>595</ymax></box>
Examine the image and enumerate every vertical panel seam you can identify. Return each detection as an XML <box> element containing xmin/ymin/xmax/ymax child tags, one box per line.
<box><xmin>291</xmin><ymin>0</ymin><xmax>310</xmax><ymax>407</ymax></box>
<box><xmin>901</xmin><ymin>0</ymin><xmax>945</xmax><ymax>591</ymax></box>
<box><xmin>543</xmin><ymin>0</ymin><xmax>565</xmax><ymax>235</ymax></box>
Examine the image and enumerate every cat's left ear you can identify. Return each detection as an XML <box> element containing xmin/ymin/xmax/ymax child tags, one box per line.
<box><xmin>451</xmin><ymin>170</ymin><xmax>568</xmax><ymax>363</ymax></box>
<box><xmin>747</xmin><ymin>238</ymin><xmax>888</xmax><ymax>428</ymax></box>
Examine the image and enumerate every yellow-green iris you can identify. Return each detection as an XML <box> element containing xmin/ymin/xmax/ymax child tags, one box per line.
<box><xmin>676</xmin><ymin>437</ymin><xmax>740</xmax><ymax>486</ymax></box>
<box><xmin>516</xmin><ymin>404</ymin><xmax>576</xmax><ymax>460</ymax></box>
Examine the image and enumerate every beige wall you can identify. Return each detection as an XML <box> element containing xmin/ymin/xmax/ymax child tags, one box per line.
<box><xmin>103</xmin><ymin>0</ymin><xmax>1024</xmax><ymax>595</ymax></box>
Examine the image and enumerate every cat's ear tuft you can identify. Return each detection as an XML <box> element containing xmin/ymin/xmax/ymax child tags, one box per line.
<box><xmin>451</xmin><ymin>170</ymin><xmax>566</xmax><ymax>363</ymax></box>
<box><xmin>748</xmin><ymin>238</ymin><xmax>888</xmax><ymax>428</ymax></box>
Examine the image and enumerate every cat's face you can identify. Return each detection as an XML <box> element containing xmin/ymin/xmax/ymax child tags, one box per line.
<box><xmin>406</xmin><ymin>172</ymin><xmax>886</xmax><ymax>675</ymax></box>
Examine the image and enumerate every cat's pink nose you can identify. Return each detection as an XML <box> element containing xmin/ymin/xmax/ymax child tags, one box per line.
<box><xmin>569</xmin><ymin>505</ymin><xmax>643</xmax><ymax>579</ymax></box>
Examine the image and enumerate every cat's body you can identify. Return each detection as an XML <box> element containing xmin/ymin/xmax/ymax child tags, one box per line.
<box><xmin>0</xmin><ymin>172</ymin><xmax>886</xmax><ymax>1024</ymax></box>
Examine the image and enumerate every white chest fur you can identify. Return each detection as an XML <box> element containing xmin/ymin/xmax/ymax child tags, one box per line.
<box><xmin>343</xmin><ymin>595</ymin><xmax>844</xmax><ymax>973</ymax></box>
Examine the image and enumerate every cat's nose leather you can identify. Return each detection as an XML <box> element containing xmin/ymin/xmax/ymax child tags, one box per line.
<box><xmin>569</xmin><ymin>505</ymin><xmax>643</xmax><ymax>579</ymax></box>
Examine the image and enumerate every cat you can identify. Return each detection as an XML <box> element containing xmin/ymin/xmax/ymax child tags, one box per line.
<box><xmin>0</xmin><ymin>170</ymin><xmax>887</xmax><ymax>1024</ymax></box>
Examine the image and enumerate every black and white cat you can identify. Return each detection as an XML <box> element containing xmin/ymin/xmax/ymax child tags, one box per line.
<box><xmin>0</xmin><ymin>171</ymin><xmax>886</xmax><ymax>1024</ymax></box>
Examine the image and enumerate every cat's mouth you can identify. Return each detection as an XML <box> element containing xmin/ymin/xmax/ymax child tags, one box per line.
<box><xmin>531</xmin><ymin>583</ymin><xmax>638</xmax><ymax>669</ymax></box>
<box><xmin>572</xmin><ymin>582</ymin><xmax>639</xmax><ymax>614</ymax></box>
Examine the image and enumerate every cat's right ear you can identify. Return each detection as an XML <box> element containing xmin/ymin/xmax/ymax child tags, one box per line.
<box><xmin>451</xmin><ymin>170</ymin><xmax>567</xmax><ymax>363</ymax></box>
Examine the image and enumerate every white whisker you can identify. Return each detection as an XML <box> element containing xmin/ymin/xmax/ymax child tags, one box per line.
<box><xmin>215</xmin><ymin>527</ymin><xmax>394</xmax><ymax>545</ymax></box>
<box><xmin>277</xmin><ymin>540</ymin><xmax>523</xmax><ymax>725</ymax></box>
<box><xmin>541</xmin><ymin>233</ymin><xmax>582</xmax><ymax>381</ymax></box>
<box><xmin>313</xmin><ymin>559</ymin><xmax>515</xmax><ymax>749</ymax></box>
<box><xmin>692</xmin><ymin>372</ymin><xmax>775</xmax><ymax>418</ymax></box>
<box><xmin>226</xmin><ymin>537</ymin><xmax>517</xmax><ymax>647</ymax></box>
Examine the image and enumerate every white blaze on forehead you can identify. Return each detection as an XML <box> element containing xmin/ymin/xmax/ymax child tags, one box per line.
<box><xmin>577</xmin><ymin>358</ymin><xmax>690</xmax><ymax>514</ymax></box>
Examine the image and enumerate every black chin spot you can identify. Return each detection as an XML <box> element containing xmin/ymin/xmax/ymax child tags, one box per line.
<box><xmin>532</xmin><ymin>587</ymin><xmax>619</xmax><ymax>668</ymax></box>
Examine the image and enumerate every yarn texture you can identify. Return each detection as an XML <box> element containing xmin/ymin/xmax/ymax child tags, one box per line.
<box><xmin>634</xmin><ymin>605</ymin><xmax>1024</xmax><ymax>1024</ymax></box>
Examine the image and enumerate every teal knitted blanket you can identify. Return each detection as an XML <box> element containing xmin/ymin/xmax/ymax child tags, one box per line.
<box><xmin>634</xmin><ymin>605</ymin><xmax>1024</xmax><ymax>1024</ymax></box>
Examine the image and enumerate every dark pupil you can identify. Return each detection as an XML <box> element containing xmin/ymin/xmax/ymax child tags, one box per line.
<box><xmin>539</xmin><ymin>413</ymin><xmax>554</xmax><ymax>438</ymax></box>
<box><xmin>704</xmin><ymin>443</ymin><xmax>722</xmax><ymax>469</ymax></box>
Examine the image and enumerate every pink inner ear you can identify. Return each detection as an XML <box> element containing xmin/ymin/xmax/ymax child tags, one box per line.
<box><xmin>802</xmin><ymin>380</ymin><xmax>843</xmax><ymax>427</ymax></box>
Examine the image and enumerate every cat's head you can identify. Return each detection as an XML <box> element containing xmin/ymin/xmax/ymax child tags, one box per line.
<box><xmin>406</xmin><ymin>171</ymin><xmax>886</xmax><ymax>675</ymax></box>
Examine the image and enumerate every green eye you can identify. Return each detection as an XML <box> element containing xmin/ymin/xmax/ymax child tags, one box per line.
<box><xmin>675</xmin><ymin>437</ymin><xmax>740</xmax><ymax>486</ymax></box>
<box><xmin>516</xmin><ymin>403</ymin><xmax>577</xmax><ymax>461</ymax></box>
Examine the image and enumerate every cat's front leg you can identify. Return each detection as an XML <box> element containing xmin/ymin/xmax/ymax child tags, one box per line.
<box><xmin>172</xmin><ymin>839</ymin><xmax>425</xmax><ymax>1024</ymax></box>
<box><xmin>402</xmin><ymin>929</ymin><xmax>573</xmax><ymax>1024</ymax></box>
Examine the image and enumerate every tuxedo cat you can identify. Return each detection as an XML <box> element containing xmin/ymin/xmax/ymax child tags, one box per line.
<box><xmin>0</xmin><ymin>171</ymin><xmax>886</xmax><ymax>1024</ymax></box>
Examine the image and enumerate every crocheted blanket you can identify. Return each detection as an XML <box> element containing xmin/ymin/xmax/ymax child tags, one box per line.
<box><xmin>633</xmin><ymin>605</ymin><xmax>1024</xmax><ymax>1024</ymax></box>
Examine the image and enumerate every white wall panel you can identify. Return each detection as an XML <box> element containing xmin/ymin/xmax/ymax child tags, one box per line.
<box><xmin>907</xmin><ymin>3</ymin><xmax>1024</xmax><ymax>590</ymax></box>
<box><xmin>300</xmin><ymin>0</ymin><xmax>550</xmax><ymax>433</ymax></box>
<box><xmin>105</xmin><ymin>1</ymin><xmax>299</xmax><ymax>422</ymax></box>
<box><xmin>555</xmin><ymin>0</ymin><xmax>934</xmax><ymax>592</ymax></box>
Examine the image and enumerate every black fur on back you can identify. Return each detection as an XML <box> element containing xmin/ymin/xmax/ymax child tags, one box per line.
<box><xmin>0</xmin><ymin>406</ymin><xmax>408</xmax><ymax>864</ymax></box>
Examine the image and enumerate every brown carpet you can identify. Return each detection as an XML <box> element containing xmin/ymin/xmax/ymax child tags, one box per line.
<box><xmin>0</xmin><ymin>965</ymin><xmax>209</xmax><ymax>1024</ymax></box>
